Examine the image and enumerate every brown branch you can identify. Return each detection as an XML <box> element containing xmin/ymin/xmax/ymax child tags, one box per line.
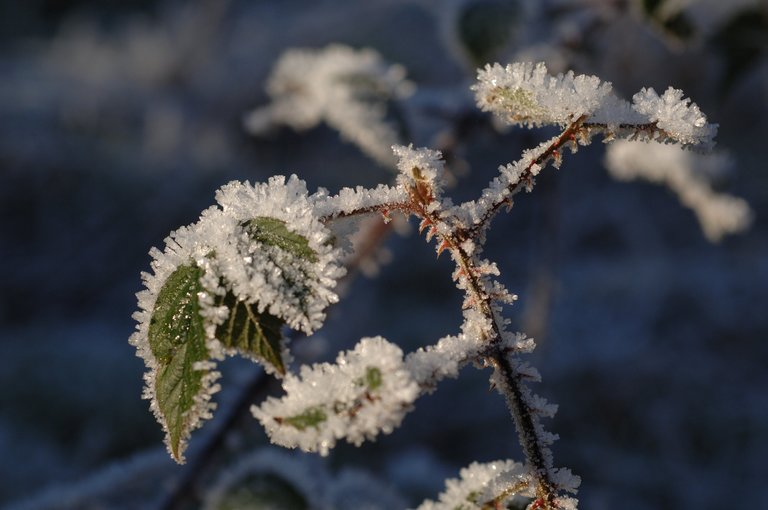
<box><xmin>461</xmin><ymin>115</ymin><xmax>589</xmax><ymax>242</ymax></box>
<box><xmin>406</xmin><ymin>185</ymin><xmax>562</xmax><ymax>509</ymax></box>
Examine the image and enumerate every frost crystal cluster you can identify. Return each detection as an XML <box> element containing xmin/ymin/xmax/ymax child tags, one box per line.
<box><xmin>130</xmin><ymin>175</ymin><xmax>345</xmax><ymax>461</ymax></box>
<box><xmin>416</xmin><ymin>459</ymin><xmax>577</xmax><ymax>510</ymax></box>
<box><xmin>253</xmin><ymin>336</ymin><xmax>420</xmax><ymax>455</ymax></box>
<box><xmin>132</xmin><ymin>55</ymin><xmax>748</xmax><ymax>510</ymax></box>
<box><xmin>473</xmin><ymin>62</ymin><xmax>717</xmax><ymax>149</ymax></box>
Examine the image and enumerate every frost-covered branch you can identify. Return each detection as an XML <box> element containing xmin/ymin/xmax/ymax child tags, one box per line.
<box><xmin>456</xmin><ymin>116</ymin><xmax>589</xmax><ymax>242</ymax></box>
<box><xmin>131</xmin><ymin>56</ymin><xmax>748</xmax><ymax>510</ymax></box>
<box><xmin>389</xmin><ymin>144</ymin><xmax>577</xmax><ymax>508</ymax></box>
<box><xmin>473</xmin><ymin>62</ymin><xmax>717</xmax><ymax>150</ymax></box>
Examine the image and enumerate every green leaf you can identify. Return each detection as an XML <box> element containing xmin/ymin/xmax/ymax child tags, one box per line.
<box><xmin>243</xmin><ymin>217</ymin><xmax>318</xmax><ymax>263</ymax></box>
<box><xmin>280</xmin><ymin>407</ymin><xmax>327</xmax><ymax>431</ymax></box>
<box><xmin>211</xmin><ymin>473</ymin><xmax>309</xmax><ymax>510</ymax></box>
<box><xmin>148</xmin><ymin>264</ymin><xmax>210</xmax><ymax>462</ymax></box>
<box><xmin>216</xmin><ymin>291</ymin><xmax>287</xmax><ymax>375</ymax></box>
<box><xmin>494</xmin><ymin>87</ymin><xmax>545</xmax><ymax>121</ymax></box>
<box><xmin>365</xmin><ymin>366</ymin><xmax>383</xmax><ymax>391</ymax></box>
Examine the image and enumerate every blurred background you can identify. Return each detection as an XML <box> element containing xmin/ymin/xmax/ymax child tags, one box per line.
<box><xmin>1</xmin><ymin>0</ymin><xmax>766</xmax><ymax>509</ymax></box>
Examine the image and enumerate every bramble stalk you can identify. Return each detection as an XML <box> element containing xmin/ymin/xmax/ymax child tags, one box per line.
<box><xmin>401</xmin><ymin>171</ymin><xmax>563</xmax><ymax>508</ymax></box>
<box><xmin>460</xmin><ymin>115</ymin><xmax>588</xmax><ymax>242</ymax></box>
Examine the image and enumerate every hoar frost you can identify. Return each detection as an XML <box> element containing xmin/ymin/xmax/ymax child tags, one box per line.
<box><xmin>415</xmin><ymin>460</ymin><xmax>534</xmax><ymax>510</ymax></box>
<box><xmin>472</xmin><ymin>62</ymin><xmax>612</xmax><ymax>126</ymax></box>
<box><xmin>253</xmin><ymin>337</ymin><xmax>420</xmax><ymax>456</ymax></box>
<box><xmin>474</xmin><ymin>61</ymin><xmax>717</xmax><ymax>149</ymax></box>
<box><xmin>208</xmin><ymin>175</ymin><xmax>345</xmax><ymax>334</ymax></box>
<box><xmin>130</xmin><ymin>175</ymin><xmax>345</xmax><ymax>461</ymax></box>
<box><xmin>130</xmin><ymin>49</ymin><xmax>746</xmax><ymax>507</ymax></box>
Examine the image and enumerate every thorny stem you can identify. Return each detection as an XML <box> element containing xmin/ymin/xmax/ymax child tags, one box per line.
<box><xmin>460</xmin><ymin>115</ymin><xmax>589</xmax><ymax>242</ymax></box>
<box><xmin>482</xmin><ymin>479</ymin><xmax>532</xmax><ymax>510</ymax></box>
<box><xmin>406</xmin><ymin>185</ymin><xmax>562</xmax><ymax>509</ymax></box>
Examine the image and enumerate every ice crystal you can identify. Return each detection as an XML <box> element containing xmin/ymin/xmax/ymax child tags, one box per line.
<box><xmin>253</xmin><ymin>337</ymin><xmax>420</xmax><ymax>456</ymax></box>
<box><xmin>208</xmin><ymin>175</ymin><xmax>345</xmax><ymax>334</ymax></box>
<box><xmin>130</xmin><ymin>175</ymin><xmax>345</xmax><ymax>461</ymax></box>
<box><xmin>473</xmin><ymin>62</ymin><xmax>613</xmax><ymax>127</ymax></box>
<box><xmin>405</xmin><ymin>308</ymin><xmax>497</xmax><ymax>391</ymax></box>
<box><xmin>393</xmin><ymin>144</ymin><xmax>447</xmax><ymax>200</ymax></box>
<box><xmin>414</xmin><ymin>459</ymin><xmax>534</xmax><ymax>510</ymax></box>
<box><xmin>313</xmin><ymin>183</ymin><xmax>408</xmax><ymax>220</ymax></box>
<box><xmin>473</xmin><ymin>61</ymin><xmax>717</xmax><ymax>150</ymax></box>
<box><xmin>632</xmin><ymin>87</ymin><xmax>717</xmax><ymax>150</ymax></box>
<box><xmin>245</xmin><ymin>45</ymin><xmax>413</xmax><ymax>167</ymax></box>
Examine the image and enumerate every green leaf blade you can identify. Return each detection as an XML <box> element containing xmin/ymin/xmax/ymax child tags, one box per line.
<box><xmin>216</xmin><ymin>291</ymin><xmax>287</xmax><ymax>375</ymax></box>
<box><xmin>244</xmin><ymin>217</ymin><xmax>318</xmax><ymax>263</ymax></box>
<box><xmin>280</xmin><ymin>407</ymin><xmax>328</xmax><ymax>431</ymax></box>
<box><xmin>148</xmin><ymin>264</ymin><xmax>211</xmax><ymax>462</ymax></box>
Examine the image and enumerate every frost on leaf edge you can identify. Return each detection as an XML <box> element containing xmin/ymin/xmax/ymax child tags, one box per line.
<box><xmin>130</xmin><ymin>175</ymin><xmax>346</xmax><ymax>462</ymax></box>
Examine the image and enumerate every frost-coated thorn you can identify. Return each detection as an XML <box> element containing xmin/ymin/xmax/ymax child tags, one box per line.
<box><xmin>436</xmin><ymin>239</ymin><xmax>450</xmax><ymax>257</ymax></box>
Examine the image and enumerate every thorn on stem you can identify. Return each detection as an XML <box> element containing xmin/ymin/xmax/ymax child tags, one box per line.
<box><xmin>436</xmin><ymin>239</ymin><xmax>450</xmax><ymax>257</ymax></box>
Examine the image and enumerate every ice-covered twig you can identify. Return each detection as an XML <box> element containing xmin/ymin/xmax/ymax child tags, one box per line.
<box><xmin>456</xmin><ymin>116</ymin><xmax>589</xmax><ymax>241</ymax></box>
<box><xmin>463</xmin><ymin>61</ymin><xmax>721</xmax><ymax>240</ymax></box>
<box><xmin>391</xmin><ymin>145</ymin><xmax>578</xmax><ymax>508</ymax></box>
<box><xmin>473</xmin><ymin>62</ymin><xmax>717</xmax><ymax>150</ymax></box>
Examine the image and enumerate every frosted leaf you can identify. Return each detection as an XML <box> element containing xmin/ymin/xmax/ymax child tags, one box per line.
<box><xmin>632</xmin><ymin>87</ymin><xmax>717</xmax><ymax>150</ymax></box>
<box><xmin>253</xmin><ymin>337</ymin><xmax>420</xmax><ymax>456</ymax></box>
<box><xmin>210</xmin><ymin>175</ymin><xmax>346</xmax><ymax>333</ymax></box>
<box><xmin>605</xmin><ymin>140</ymin><xmax>752</xmax><ymax>241</ymax></box>
<box><xmin>472</xmin><ymin>61</ymin><xmax>717</xmax><ymax>150</ymax></box>
<box><xmin>130</xmin><ymin>175</ymin><xmax>345</xmax><ymax>462</ymax></box>
<box><xmin>472</xmin><ymin>62</ymin><xmax>613</xmax><ymax>127</ymax></box>
<box><xmin>393</xmin><ymin>144</ymin><xmax>447</xmax><ymax>196</ymax></box>
<box><xmin>130</xmin><ymin>217</ymin><xmax>224</xmax><ymax>462</ymax></box>
<box><xmin>414</xmin><ymin>459</ymin><xmax>534</xmax><ymax>510</ymax></box>
<box><xmin>245</xmin><ymin>45</ymin><xmax>413</xmax><ymax>167</ymax></box>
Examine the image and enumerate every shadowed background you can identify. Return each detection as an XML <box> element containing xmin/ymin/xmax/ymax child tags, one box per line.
<box><xmin>1</xmin><ymin>1</ymin><xmax>766</xmax><ymax>509</ymax></box>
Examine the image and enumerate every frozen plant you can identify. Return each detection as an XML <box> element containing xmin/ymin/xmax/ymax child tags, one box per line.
<box><xmin>131</xmin><ymin>60</ymin><xmax>730</xmax><ymax>509</ymax></box>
